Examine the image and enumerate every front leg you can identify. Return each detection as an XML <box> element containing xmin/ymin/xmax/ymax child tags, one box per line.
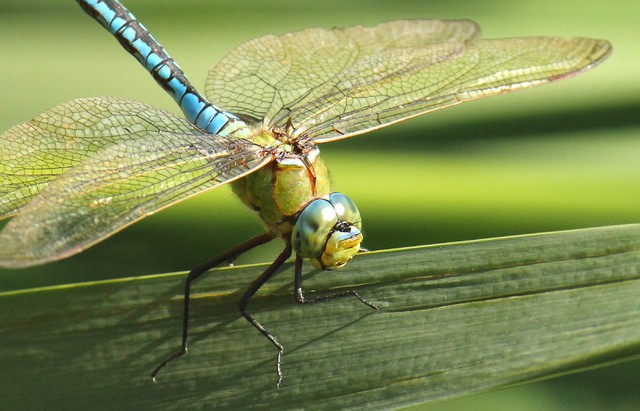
<box><xmin>293</xmin><ymin>256</ymin><xmax>379</xmax><ymax>310</ymax></box>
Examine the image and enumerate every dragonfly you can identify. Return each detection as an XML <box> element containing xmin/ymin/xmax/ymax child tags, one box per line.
<box><xmin>0</xmin><ymin>0</ymin><xmax>611</xmax><ymax>386</ymax></box>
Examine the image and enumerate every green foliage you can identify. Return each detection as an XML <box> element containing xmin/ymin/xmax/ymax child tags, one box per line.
<box><xmin>2</xmin><ymin>224</ymin><xmax>639</xmax><ymax>409</ymax></box>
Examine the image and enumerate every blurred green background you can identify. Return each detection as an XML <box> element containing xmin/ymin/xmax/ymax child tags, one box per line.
<box><xmin>1</xmin><ymin>0</ymin><xmax>638</xmax><ymax>409</ymax></box>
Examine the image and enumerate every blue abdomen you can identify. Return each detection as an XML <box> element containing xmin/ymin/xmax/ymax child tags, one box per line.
<box><xmin>76</xmin><ymin>0</ymin><xmax>243</xmax><ymax>135</ymax></box>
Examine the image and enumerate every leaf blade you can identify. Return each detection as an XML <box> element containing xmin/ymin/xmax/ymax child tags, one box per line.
<box><xmin>1</xmin><ymin>224</ymin><xmax>639</xmax><ymax>409</ymax></box>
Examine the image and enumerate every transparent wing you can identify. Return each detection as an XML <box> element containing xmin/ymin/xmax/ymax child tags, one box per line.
<box><xmin>0</xmin><ymin>97</ymin><xmax>200</xmax><ymax>219</ymax></box>
<box><xmin>204</xmin><ymin>19</ymin><xmax>479</xmax><ymax>124</ymax></box>
<box><xmin>205</xmin><ymin>19</ymin><xmax>611</xmax><ymax>143</ymax></box>
<box><xmin>0</xmin><ymin>101</ymin><xmax>267</xmax><ymax>268</ymax></box>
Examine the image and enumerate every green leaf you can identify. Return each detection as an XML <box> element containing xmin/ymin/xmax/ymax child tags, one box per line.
<box><xmin>2</xmin><ymin>224</ymin><xmax>640</xmax><ymax>409</ymax></box>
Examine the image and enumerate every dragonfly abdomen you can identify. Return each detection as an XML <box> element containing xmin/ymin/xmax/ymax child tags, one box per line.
<box><xmin>76</xmin><ymin>0</ymin><xmax>243</xmax><ymax>136</ymax></box>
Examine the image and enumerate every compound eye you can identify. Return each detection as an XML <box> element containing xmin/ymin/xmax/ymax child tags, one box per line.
<box><xmin>329</xmin><ymin>192</ymin><xmax>361</xmax><ymax>230</ymax></box>
<box><xmin>292</xmin><ymin>199</ymin><xmax>338</xmax><ymax>258</ymax></box>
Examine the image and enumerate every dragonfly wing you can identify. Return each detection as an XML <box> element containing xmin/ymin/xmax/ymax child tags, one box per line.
<box><xmin>205</xmin><ymin>20</ymin><xmax>610</xmax><ymax>143</ymax></box>
<box><xmin>0</xmin><ymin>114</ymin><xmax>267</xmax><ymax>268</ymax></box>
<box><xmin>204</xmin><ymin>19</ymin><xmax>479</xmax><ymax>124</ymax></box>
<box><xmin>302</xmin><ymin>36</ymin><xmax>611</xmax><ymax>143</ymax></box>
<box><xmin>0</xmin><ymin>97</ymin><xmax>198</xmax><ymax>219</ymax></box>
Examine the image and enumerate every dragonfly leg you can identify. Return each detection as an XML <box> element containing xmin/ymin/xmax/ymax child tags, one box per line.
<box><xmin>238</xmin><ymin>243</ymin><xmax>293</xmax><ymax>388</ymax></box>
<box><xmin>294</xmin><ymin>256</ymin><xmax>380</xmax><ymax>310</ymax></box>
<box><xmin>151</xmin><ymin>232</ymin><xmax>274</xmax><ymax>382</ymax></box>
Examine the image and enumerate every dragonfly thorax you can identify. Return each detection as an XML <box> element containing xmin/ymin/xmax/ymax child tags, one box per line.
<box><xmin>231</xmin><ymin>143</ymin><xmax>330</xmax><ymax>228</ymax></box>
<box><xmin>230</xmin><ymin>145</ymin><xmax>363</xmax><ymax>270</ymax></box>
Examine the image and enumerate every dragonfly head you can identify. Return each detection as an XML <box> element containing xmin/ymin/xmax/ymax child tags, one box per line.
<box><xmin>292</xmin><ymin>193</ymin><xmax>363</xmax><ymax>271</ymax></box>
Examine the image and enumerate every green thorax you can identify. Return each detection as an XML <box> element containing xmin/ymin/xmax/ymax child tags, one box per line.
<box><xmin>231</xmin><ymin>146</ymin><xmax>332</xmax><ymax>238</ymax></box>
